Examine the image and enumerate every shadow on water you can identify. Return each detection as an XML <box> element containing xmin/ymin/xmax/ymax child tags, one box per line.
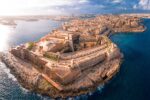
<box><xmin>87</xmin><ymin>19</ymin><xmax>150</xmax><ymax>100</ymax></box>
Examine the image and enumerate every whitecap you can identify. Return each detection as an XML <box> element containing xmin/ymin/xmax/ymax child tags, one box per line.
<box><xmin>0</xmin><ymin>62</ymin><xmax>17</xmax><ymax>81</ymax></box>
<box><xmin>19</xmin><ymin>86</ymin><xmax>29</xmax><ymax>94</ymax></box>
<box><xmin>97</xmin><ymin>84</ymin><xmax>104</xmax><ymax>92</ymax></box>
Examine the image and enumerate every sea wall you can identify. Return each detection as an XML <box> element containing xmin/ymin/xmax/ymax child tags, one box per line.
<box><xmin>11</xmin><ymin>48</ymin><xmax>47</xmax><ymax>70</ymax></box>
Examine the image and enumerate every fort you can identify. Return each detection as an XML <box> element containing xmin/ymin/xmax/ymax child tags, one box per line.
<box><xmin>0</xmin><ymin>15</ymin><xmax>145</xmax><ymax>98</ymax></box>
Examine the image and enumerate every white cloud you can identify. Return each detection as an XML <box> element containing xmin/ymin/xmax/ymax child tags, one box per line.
<box><xmin>139</xmin><ymin>0</ymin><xmax>148</xmax><ymax>6</ymax></box>
<box><xmin>79</xmin><ymin>0</ymin><xmax>89</xmax><ymax>4</ymax></box>
<box><xmin>71</xmin><ymin>4</ymin><xmax>106</xmax><ymax>13</ymax></box>
<box><xmin>0</xmin><ymin>0</ymin><xmax>89</xmax><ymax>16</ymax></box>
<box><xmin>112</xmin><ymin>0</ymin><xmax>122</xmax><ymax>3</ymax></box>
<box><xmin>138</xmin><ymin>0</ymin><xmax>150</xmax><ymax>10</ymax></box>
<box><xmin>133</xmin><ymin>5</ymin><xmax>138</xmax><ymax>9</ymax></box>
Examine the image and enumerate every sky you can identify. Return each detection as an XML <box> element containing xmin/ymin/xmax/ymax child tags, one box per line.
<box><xmin>0</xmin><ymin>0</ymin><xmax>150</xmax><ymax>16</ymax></box>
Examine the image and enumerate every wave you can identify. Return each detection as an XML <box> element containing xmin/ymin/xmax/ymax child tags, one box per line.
<box><xmin>66</xmin><ymin>85</ymin><xmax>105</xmax><ymax>100</ymax></box>
<box><xmin>0</xmin><ymin>62</ymin><xmax>17</xmax><ymax>81</ymax></box>
<box><xmin>97</xmin><ymin>84</ymin><xmax>105</xmax><ymax>92</ymax></box>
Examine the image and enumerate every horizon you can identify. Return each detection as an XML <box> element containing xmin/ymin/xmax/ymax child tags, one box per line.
<box><xmin>0</xmin><ymin>1</ymin><xmax>150</xmax><ymax>100</ymax></box>
<box><xmin>1</xmin><ymin>12</ymin><xmax>150</xmax><ymax>17</ymax></box>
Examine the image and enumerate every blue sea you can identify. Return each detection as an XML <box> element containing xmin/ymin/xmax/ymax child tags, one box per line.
<box><xmin>0</xmin><ymin>18</ymin><xmax>150</xmax><ymax>100</ymax></box>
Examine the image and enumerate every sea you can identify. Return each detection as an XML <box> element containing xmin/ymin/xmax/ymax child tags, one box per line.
<box><xmin>0</xmin><ymin>18</ymin><xmax>150</xmax><ymax>100</ymax></box>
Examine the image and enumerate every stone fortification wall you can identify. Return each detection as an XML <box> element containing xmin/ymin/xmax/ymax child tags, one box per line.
<box><xmin>75</xmin><ymin>53</ymin><xmax>106</xmax><ymax>71</ymax></box>
<box><xmin>43</xmin><ymin>65</ymin><xmax>81</xmax><ymax>85</ymax></box>
<box><xmin>60</xmin><ymin>43</ymin><xmax>107</xmax><ymax>60</ymax></box>
<box><xmin>11</xmin><ymin>48</ymin><xmax>47</xmax><ymax>70</ymax></box>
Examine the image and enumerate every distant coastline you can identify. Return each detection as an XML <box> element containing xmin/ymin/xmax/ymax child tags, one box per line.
<box><xmin>0</xmin><ymin>13</ymin><xmax>150</xmax><ymax>27</ymax></box>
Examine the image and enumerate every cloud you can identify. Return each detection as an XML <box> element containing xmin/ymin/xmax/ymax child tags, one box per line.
<box><xmin>138</xmin><ymin>0</ymin><xmax>150</xmax><ymax>10</ymax></box>
<box><xmin>133</xmin><ymin>4</ymin><xmax>138</xmax><ymax>9</ymax></box>
<box><xmin>0</xmin><ymin>0</ymin><xmax>89</xmax><ymax>15</ymax></box>
<box><xmin>79</xmin><ymin>0</ymin><xmax>89</xmax><ymax>4</ymax></box>
<box><xmin>0</xmin><ymin>0</ymin><xmax>150</xmax><ymax>16</ymax></box>
<box><xmin>112</xmin><ymin>0</ymin><xmax>122</xmax><ymax>3</ymax></box>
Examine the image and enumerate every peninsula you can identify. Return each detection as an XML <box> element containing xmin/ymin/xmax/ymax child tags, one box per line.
<box><xmin>0</xmin><ymin>15</ymin><xmax>145</xmax><ymax>98</ymax></box>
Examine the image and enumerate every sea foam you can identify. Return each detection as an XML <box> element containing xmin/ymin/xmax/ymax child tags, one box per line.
<box><xmin>0</xmin><ymin>62</ymin><xmax>17</xmax><ymax>81</ymax></box>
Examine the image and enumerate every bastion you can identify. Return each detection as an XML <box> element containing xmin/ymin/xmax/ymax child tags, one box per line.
<box><xmin>0</xmin><ymin>15</ymin><xmax>145</xmax><ymax>98</ymax></box>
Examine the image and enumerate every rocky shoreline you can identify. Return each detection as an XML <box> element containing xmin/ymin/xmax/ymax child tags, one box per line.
<box><xmin>1</xmin><ymin>52</ymin><xmax>122</xmax><ymax>98</ymax></box>
<box><xmin>0</xmin><ymin>15</ymin><xmax>146</xmax><ymax>98</ymax></box>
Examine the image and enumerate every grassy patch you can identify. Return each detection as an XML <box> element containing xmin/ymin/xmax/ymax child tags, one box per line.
<box><xmin>27</xmin><ymin>42</ymin><xmax>35</xmax><ymax>50</ymax></box>
<box><xmin>43</xmin><ymin>52</ymin><xmax>59</xmax><ymax>61</ymax></box>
